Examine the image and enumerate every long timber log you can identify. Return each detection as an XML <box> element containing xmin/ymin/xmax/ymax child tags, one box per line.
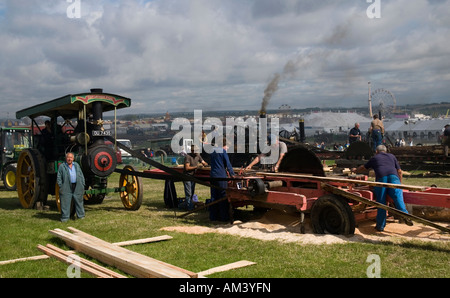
<box><xmin>256</xmin><ymin>172</ymin><xmax>428</xmax><ymax>191</ymax></box>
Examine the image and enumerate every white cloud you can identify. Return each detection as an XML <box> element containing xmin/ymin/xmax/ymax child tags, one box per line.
<box><xmin>0</xmin><ymin>0</ymin><xmax>449</xmax><ymax>118</ymax></box>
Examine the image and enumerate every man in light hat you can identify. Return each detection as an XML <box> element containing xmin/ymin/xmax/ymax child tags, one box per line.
<box><xmin>369</xmin><ymin>114</ymin><xmax>385</xmax><ymax>151</ymax></box>
<box><xmin>181</xmin><ymin>144</ymin><xmax>208</xmax><ymax>210</ymax></box>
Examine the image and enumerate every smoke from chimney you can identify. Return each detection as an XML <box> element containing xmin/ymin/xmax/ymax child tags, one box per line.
<box><xmin>259</xmin><ymin>48</ymin><xmax>329</xmax><ymax>115</ymax></box>
<box><xmin>259</xmin><ymin>58</ymin><xmax>297</xmax><ymax>114</ymax></box>
<box><xmin>260</xmin><ymin>73</ymin><xmax>281</xmax><ymax>114</ymax></box>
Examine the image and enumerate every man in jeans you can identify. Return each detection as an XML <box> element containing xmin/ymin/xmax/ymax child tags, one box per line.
<box><xmin>352</xmin><ymin>145</ymin><xmax>413</xmax><ymax>231</ymax></box>
<box><xmin>181</xmin><ymin>145</ymin><xmax>208</xmax><ymax>210</ymax></box>
<box><xmin>369</xmin><ymin>114</ymin><xmax>384</xmax><ymax>151</ymax></box>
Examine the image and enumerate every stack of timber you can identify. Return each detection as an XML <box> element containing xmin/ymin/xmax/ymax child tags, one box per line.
<box><xmin>389</xmin><ymin>145</ymin><xmax>449</xmax><ymax>171</ymax></box>
<box><xmin>389</xmin><ymin>145</ymin><xmax>445</xmax><ymax>158</ymax></box>
<box><xmin>49</xmin><ymin>227</ymin><xmax>197</xmax><ymax>278</ymax></box>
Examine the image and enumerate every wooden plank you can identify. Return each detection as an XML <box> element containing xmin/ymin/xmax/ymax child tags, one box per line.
<box><xmin>197</xmin><ymin>260</ymin><xmax>256</xmax><ymax>277</ymax></box>
<box><xmin>112</xmin><ymin>235</ymin><xmax>173</xmax><ymax>246</ymax></box>
<box><xmin>321</xmin><ymin>183</ymin><xmax>450</xmax><ymax>234</ymax></box>
<box><xmin>0</xmin><ymin>254</ymin><xmax>50</xmax><ymax>266</ymax></box>
<box><xmin>50</xmin><ymin>228</ymin><xmax>197</xmax><ymax>278</ymax></box>
<box><xmin>256</xmin><ymin>172</ymin><xmax>428</xmax><ymax>191</ymax></box>
<box><xmin>44</xmin><ymin>244</ymin><xmax>127</xmax><ymax>278</ymax></box>
<box><xmin>37</xmin><ymin>244</ymin><xmax>112</xmax><ymax>278</ymax></box>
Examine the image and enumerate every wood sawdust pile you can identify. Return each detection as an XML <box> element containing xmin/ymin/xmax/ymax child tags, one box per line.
<box><xmin>161</xmin><ymin>210</ymin><xmax>450</xmax><ymax>245</ymax></box>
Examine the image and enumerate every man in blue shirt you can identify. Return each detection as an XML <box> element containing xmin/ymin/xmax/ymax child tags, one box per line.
<box><xmin>348</xmin><ymin>123</ymin><xmax>361</xmax><ymax>144</ymax></box>
<box><xmin>352</xmin><ymin>145</ymin><xmax>412</xmax><ymax>231</ymax></box>
<box><xmin>57</xmin><ymin>152</ymin><xmax>86</xmax><ymax>222</ymax></box>
<box><xmin>209</xmin><ymin>138</ymin><xmax>235</xmax><ymax>222</ymax></box>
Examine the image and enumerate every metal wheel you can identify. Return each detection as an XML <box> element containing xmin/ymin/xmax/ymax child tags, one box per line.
<box><xmin>3</xmin><ymin>163</ymin><xmax>17</xmax><ymax>191</ymax></box>
<box><xmin>16</xmin><ymin>149</ymin><xmax>48</xmax><ymax>209</ymax></box>
<box><xmin>119</xmin><ymin>165</ymin><xmax>143</xmax><ymax>210</ymax></box>
<box><xmin>249</xmin><ymin>179</ymin><xmax>266</xmax><ymax>196</ymax></box>
<box><xmin>83</xmin><ymin>186</ymin><xmax>106</xmax><ymax>205</ymax></box>
<box><xmin>311</xmin><ymin>194</ymin><xmax>355</xmax><ymax>235</ymax></box>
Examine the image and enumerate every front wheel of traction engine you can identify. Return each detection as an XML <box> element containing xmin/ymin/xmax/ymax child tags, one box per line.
<box><xmin>310</xmin><ymin>194</ymin><xmax>355</xmax><ymax>235</ymax></box>
<box><xmin>16</xmin><ymin>149</ymin><xmax>48</xmax><ymax>209</ymax></box>
<box><xmin>119</xmin><ymin>165</ymin><xmax>143</xmax><ymax>210</ymax></box>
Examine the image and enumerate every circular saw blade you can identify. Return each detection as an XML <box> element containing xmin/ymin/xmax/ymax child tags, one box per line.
<box><xmin>278</xmin><ymin>145</ymin><xmax>325</xmax><ymax>176</ymax></box>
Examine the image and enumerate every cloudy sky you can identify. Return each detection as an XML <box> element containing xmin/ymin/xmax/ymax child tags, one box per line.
<box><xmin>1</xmin><ymin>0</ymin><xmax>449</xmax><ymax>118</ymax></box>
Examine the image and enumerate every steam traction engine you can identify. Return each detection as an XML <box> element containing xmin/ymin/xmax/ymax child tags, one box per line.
<box><xmin>15</xmin><ymin>89</ymin><xmax>143</xmax><ymax>211</ymax></box>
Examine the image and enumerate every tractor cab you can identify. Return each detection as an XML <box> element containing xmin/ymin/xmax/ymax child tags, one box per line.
<box><xmin>0</xmin><ymin>127</ymin><xmax>31</xmax><ymax>190</ymax></box>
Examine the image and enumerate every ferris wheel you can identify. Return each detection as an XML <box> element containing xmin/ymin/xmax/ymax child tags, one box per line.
<box><xmin>371</xmin><ymin>88</ymin><xmax>396</xmax><ymax>115</ymax></box>
<box><xmin>278</xmin><ymin>104</ymin><xmax>292</xmax><ymax>117</ymax></box>
<box><xmin>279</xmin><ymin>104</ymin><xmax>291</xmax><ymax>111</ymax></box>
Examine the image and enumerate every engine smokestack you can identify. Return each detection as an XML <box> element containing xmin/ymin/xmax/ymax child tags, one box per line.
<box><xmin>299</xmin><ymin>118</ymin><xmax>305</xmax><ymax>143</ymax></box>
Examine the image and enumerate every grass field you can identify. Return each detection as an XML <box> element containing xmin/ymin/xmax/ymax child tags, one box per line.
<box><xmin>0</xmin><ymin>168</ymin><xmax>449</xmax><ymax>278</ymax></box>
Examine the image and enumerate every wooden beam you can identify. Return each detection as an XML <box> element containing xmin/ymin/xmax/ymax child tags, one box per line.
<box><xmin>197</xmin><ymin>260</ymin><xmax>256</xmax><ymax>277</ymax></box>
<box><xmin>0</xmin><ymin>254</ymin><xmax>50</xmax><ymax>266</ymax></box>
<box><xmin>256</xmin><ymin>172</ymin><xmax>428</xmax><ymax>191</ymax></box>
<box><xmin>112</xmin><ymin>235</ymin><xmax>172</xmax><ymax>246</ymax></box>
<box><xmin>50</xmin><ymin>228</ymin><xmax>197</xmax><ymax>278</ymax></box>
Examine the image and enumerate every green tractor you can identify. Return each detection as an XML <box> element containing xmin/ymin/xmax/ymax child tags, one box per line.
<box><xmin>0</xmin><ymin>127</ymin><xmax>32</xmax><ymax>190</ymax></box>
<box><xmin>15</xmin><ymin>89</ymin><xmax>143</xmax><ymax>211</ymax></box>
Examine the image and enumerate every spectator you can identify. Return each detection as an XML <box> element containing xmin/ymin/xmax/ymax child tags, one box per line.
<box><xmin>57</xmin><ymin>152</ymin><xmax>86</xmax><ymax>222</ymax></box>
<box><xmin>348</xmin><ymin>123</ymin><xmax>362</xmax><ymax>144</ymax></box>
<box><xmin>369</xmin><ymin>114</ymin><xmax>384</xmax><ymax>151</ymax></box>
<box><xmin>181</xmin><ymin>145</ymin><xmax>207</xmax><ymax>210</ymax></box>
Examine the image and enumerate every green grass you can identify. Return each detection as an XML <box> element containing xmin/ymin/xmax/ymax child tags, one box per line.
<box><xmin>0</xmin><ymin>168</ymin><xmax>449</xmax><ymax>278</ymax></box>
